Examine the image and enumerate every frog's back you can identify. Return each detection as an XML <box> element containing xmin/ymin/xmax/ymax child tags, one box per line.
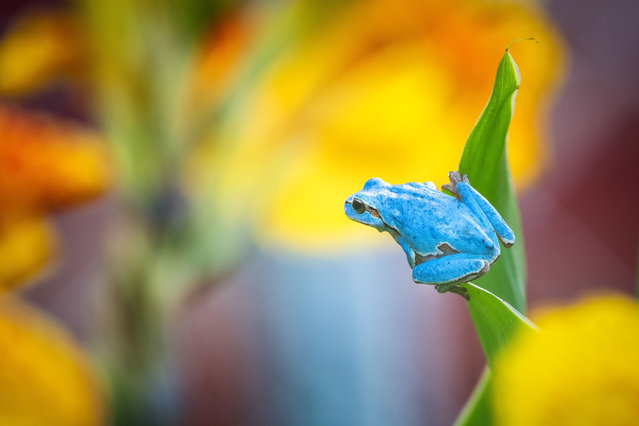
<box><xmin>382</xmin><ymin>185</ymin><xmax>497</xmax><ymax>257</ymax></box>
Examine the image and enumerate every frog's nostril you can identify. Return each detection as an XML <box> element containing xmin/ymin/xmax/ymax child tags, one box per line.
<box><xmin>352</xmin><ymin>199</ymin><xmax>365</xmax><ymax>214</ymax></box>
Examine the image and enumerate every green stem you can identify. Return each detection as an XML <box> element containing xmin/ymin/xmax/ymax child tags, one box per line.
<box><xmin>454</xmin><ymin>368</ymin><xmax>493</xmax><ymax>426</ymax></box>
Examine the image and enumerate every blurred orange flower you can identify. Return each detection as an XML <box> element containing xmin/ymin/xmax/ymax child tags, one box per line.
<box><xmin>0</xmin><ymin>106</ymin><xmax>108</xmax><ymax>214</ymax></box>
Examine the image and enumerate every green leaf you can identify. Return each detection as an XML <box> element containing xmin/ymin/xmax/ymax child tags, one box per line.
<box><xmin>463</xmin><ymin>283</ymin><xmax>536</xmax><ymax>367</ymax></box>
<box><xmin>453</xmin><ymin>283</ymin><xmax>536</xmax><ymax>426</ymax></box>
<box><xmin>458</xmin><ymin>50</ymin><xmax>526</xmax><ymax>313</ymax></box>
<box><xmin>453</xmin><ymin>48</ymin><xmax>531</xmax><ymax>425</ymax></box>
<box><xmin>454</xmin><ymin>368</ymin><xmax>493</xmax><ymax>426</ymax></box>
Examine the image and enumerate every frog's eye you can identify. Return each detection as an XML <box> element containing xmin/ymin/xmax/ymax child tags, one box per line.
<box><xmin>352</xmin><ymin>199</ymin><xmax>366</xmax><ymax>214</ymax></box>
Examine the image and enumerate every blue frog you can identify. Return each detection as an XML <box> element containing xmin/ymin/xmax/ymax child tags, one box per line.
<box><xmin>344</xmin><ymin>172</ymin><xmax>515</xmax><ymax>299</ymax></box>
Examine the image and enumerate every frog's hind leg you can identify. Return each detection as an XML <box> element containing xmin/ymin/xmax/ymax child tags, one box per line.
<box><xmin>412</xmin><ymin>253</ymin><xmax>490</xmax><ymax>298</ymax></box>
<box><xmin>458</xmin><ymin>182</ymin><xmax>515</xmax><ymax>247</ymax></box>
<box><xmin>447</xmin><ymin>172</ymin><xmax>515</xmax><ymax>247</ymax></box>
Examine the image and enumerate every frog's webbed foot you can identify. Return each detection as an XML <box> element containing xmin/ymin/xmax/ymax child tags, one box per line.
<box><xmin>435</xmin><ymin>283</ymin><xmax>470</xmax><ymax>300</ymax></box>
<box><xmin>441</xmin><ymin>171</ymin><xmax>469</xmax><ymax>201</ymax></box>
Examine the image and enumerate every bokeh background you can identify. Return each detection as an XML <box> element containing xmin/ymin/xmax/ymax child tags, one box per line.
<box><xmin>1</xmin><ymin>0</ymin><xmax>638</xmax><ymax>425</ymax></box>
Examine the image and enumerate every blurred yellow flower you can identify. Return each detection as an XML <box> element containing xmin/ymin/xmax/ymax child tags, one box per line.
<box><xmin>0</xmin><ymin>106</ymin><xmax>109</xmax><ymax>290</ymax></box>
<box><xmin>494</xmin><ymin>295</ymin><xmax>639</xmax><ymax>426</ymax></box>
<box><xmin>0</xmin><ymin>296</ymin><xmax>103</xmax><ymax>426</ymax></box>
<box><xmin>0</xmin><ymin>218</ymin><xmax>55</xmax><ymax>292</ymax></box>
<box><xmin>0</xmin><ymin>10</ymin><xmax>84</xmax><ymax>95</ymax></box>
<box><xmin>190</xmin><ymin>0</ymin><xmax>565</xmax><ymax>249</ymax></box>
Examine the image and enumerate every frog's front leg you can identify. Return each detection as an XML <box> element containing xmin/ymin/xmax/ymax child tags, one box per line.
<box><xmin>444</xmin><ymin>172</ymin><xmax>515</xmax><ymax>247</ymax></box>
<box><xmin>412</xmin><ymin>253</ymin><xmax>491</xmax><ymax>298</ymax></box>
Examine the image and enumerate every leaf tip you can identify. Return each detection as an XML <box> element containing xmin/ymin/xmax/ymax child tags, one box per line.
<box><xmin>506</xmin><ymin>37</ymin><xmax>539</xmax><ymax>51</ymax></box>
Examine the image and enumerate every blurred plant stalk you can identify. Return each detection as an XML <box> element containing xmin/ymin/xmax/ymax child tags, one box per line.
<box><xmin>78</xmin><ymin>0</ymin><xmax>346</xmax><ymax>421</ymax></box>
<box><xmin>79</xmin><ymin>1</ymin><xmax>239</xmax><ymax>423</ymax></box>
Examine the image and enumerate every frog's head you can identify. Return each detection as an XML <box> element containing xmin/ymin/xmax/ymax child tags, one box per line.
<box><xmin>344</xmin><ymin>178</ymin><xmax>391</xmax><ymax>231</ymax></box>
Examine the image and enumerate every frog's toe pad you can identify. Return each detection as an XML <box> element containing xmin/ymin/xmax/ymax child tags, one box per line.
<box><xmin>498</xmin><ymin>233</ymin><xmax>516</xmax><ymax>248</ymax></box>
<box><xmin>442</xmin><ymin>171</ymin><xmax>469</xmax><ymax>198</ymax></box>
<box><xmin>448</xmin><ymin>171</ymin><xmax>469</xmax><ymax>185</ymax></box>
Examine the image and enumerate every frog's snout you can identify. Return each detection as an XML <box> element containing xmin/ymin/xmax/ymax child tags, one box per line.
<box><xmin>344</xmin><ymin>196</ymin><xmax>353</xmax><ymax>213</ymax></box>
<box><xmin>343</xmin><ymin>197</ymin><xmax>356</xmax><ymax>217</ymax></box>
